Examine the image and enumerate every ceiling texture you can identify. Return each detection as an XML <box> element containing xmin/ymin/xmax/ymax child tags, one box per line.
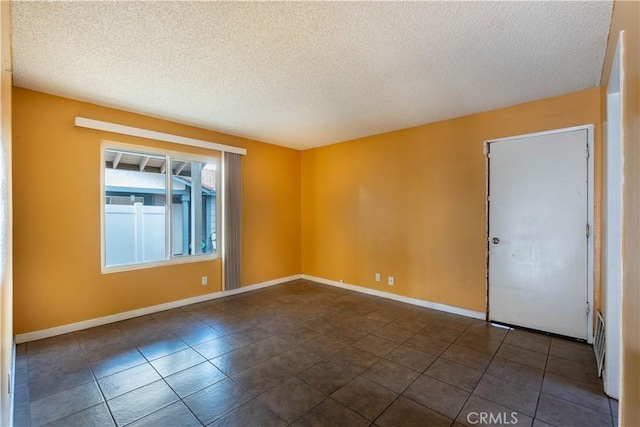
<box><xmin>11</xmin><ymin>1</ymin><xmax>612</xmax><ymax>150</ymax></box>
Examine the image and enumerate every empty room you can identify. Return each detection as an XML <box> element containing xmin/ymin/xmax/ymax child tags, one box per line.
<box><xmin>0</xmin><ymin>1</ymin><xmax>638</xmax><ymax>426</ymax></box>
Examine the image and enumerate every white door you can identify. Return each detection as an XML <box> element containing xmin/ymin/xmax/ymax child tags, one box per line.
<box><xmin>488</xmin><ymin>129</ymin><xmax>589</xmax><ymax>340</ymax></box>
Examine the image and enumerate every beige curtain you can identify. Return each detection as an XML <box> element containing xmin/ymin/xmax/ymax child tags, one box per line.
<box><xmin>224</xmin><ymin>152</ymin><xmax>242</xmax><ymax>290</ymax></box>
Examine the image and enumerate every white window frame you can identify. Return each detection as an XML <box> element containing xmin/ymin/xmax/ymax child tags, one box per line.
<box><xmin>100</xmin><ymin>140</ymin><xmax>221</xmax><ymax>273</ymax></box>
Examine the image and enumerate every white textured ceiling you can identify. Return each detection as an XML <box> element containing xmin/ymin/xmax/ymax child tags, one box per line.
<box><xmin>11</xmin><ymin>1</ymin><xmax>612</xmax><ymax>150</ymax></box>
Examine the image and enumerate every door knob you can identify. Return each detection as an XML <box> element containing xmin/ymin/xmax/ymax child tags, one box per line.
<box><xmin>492</xmin><ymin>237</ymin><xmax>500</xmax><ymax>244</ymax></box>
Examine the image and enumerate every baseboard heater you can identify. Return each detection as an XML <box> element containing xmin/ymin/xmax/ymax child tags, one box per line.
<box><xmin>594</xmin><ymin>311</ymin><xmax>606</xmax><ymax>377</ymax></box>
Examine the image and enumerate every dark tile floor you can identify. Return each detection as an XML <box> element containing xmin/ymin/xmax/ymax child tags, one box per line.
<box><xmin>13</xmin><ymin>280</ymin><xmax>617</xmax><ymax>427</ymax></box>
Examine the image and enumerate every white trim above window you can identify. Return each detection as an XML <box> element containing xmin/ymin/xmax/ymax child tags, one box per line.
<box><xmin>76</xmin><ymin>117</ymin><xmax>247</xmax><ymax>156</ymax></box>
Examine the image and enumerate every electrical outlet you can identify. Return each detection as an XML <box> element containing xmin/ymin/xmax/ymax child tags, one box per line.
<box><xmin>388</xmin><ymin>276</ymin><xmax>394</xmax><ymax>286</ymax></box>
<box><xmin>375</xmin><ymin>273</ymin><xmax>380</xmax><ymax>282</ymax></box>
<box><xmin>201</xmin><ymin>276</ymin><xmax>208</xmax><ymax>286</ymax></box>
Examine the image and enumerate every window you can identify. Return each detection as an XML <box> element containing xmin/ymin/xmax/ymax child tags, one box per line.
<box><xmin>102</xmin><ymin>144</ymin><xmax>219</xmax><ymax>271</ymax></box>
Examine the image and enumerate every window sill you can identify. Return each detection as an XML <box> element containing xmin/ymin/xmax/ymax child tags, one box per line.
<box><xmin>102</xmin><ymin>253</ymin><xmax>219</xmax><ymax>274</ymax></box>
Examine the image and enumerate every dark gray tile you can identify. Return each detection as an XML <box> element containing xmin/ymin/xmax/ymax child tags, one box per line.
<box><xmin>532</xmin><ymin>420</ymin><xmax>555</xmax><ymax>427</ymax></box>
<box><xmin>373</xmin><ymin>324</ymin><xmax>415</xmax><ymax>345</ymax></box>
<box><xmin>403</xmin><ymin>375</ymin><xmax>469</xmax><ymax>419</ymax></box>
<box><xmin>128</xmin><ymin>401</ymin><xmax>201</xmax><ymax>427</ymax></box>
<box><xmin>377</xmin><ymin>396</ymin><xmax>452</xmax><ymax>427</ymax></box>
<box><xmin>211</xmin><ymin>345</ymin><xmax>267</xmax><ymax>376</ymax></box>
<box><xmin>326</xmin><ymin>326</ymin><xmax>369</xmax><ymax>345</ymax></box>
<box><xmin>232</xmin><ymin>360</ymin><xmax>293</xmax><ymax>396</ymax></box>
<box><xmin>270</xmin><ymin>346</ymin><xmax>322</xmax><ymax>374</ymax></box>
<box><xmin>44</xmin><ymin>403</ymin><xmax>114</xmax><ymax>427</ymax></box>
<box><xmin>353</xmin><ymin>335</ymin><xmax>398</xmax><ymax>357</ymax></box>
<box><xmin>365</xmin><ymin>308</ymin><xmax>403</xmax><ymax>324</ymax></box>
<box><xmin>27</xmin><ymin>334</ymin><xmax>81</xmax><ymax>363</ymax></box>
<box><xmin>474</xmin><ymin>374</ymin><xmax>540</xmax><ymax>416</ymax></box>
<box><xmin>28</xmin><ymin>356</ymin><xmax>95</xmax><ymax>402</ymax></box>
<box><xmin>464</xmin><ymin>322</ymin><xmax>510</xmax><ymax>342</ymax></box>
<box><xmin>331</xmin><ymin>376</ymin><xmax>397</xmax><ymax>421</ymax></box>
<box><xmin>536</xmin><ymin>393</ymin><xmax>613</xmax><ymax>427</ymax></box>
<box><xmin>456</xmin><ymin>395</ymin><xmax>533</xmax><ymax>427</ymax></box>
<box><xmin>136</xmin><ymin>336</ymin><xmax>189</xmax><ymax>360</ymax></box>
<box><xmin>362</xmin><ymin>358</ymin><xmax>420</xmax><ymax>394</ymax></box>
<box><xmin>193</xmin><ymin>336</ymin><xmax>245</xmax><ymax>360</ymax></box>
<box><xmin>14</xmin><ymin>399</ymin><xmax>30</xmax><ymax>427</ymax></box>
<box><xmin>496</xmin><ymin>343</ymin><xmax>547</xmax><ymax>371</ymax></box>
<box><xmin>210</xmin><ymin>399</ymin><xmax>287</xmax><ymax>427</ymax></box>
<box><xmin>165</xmin><ymin>361</ymin><xmax>226</xmax><ymax>398</ymax></box>
<box><xmin>546</xmin><ymin>356</ymin><xmax>600</xmax><ymax>386</ymax></box>
<box><xmin>542</xmin><ymin>372</ymin><xmax>610</xmax><ymax>414</ymax></box>
<box><xmin>504</xmin><ymin>330</ymin><xmax>551</xmax><ymax>354</ymax></box>
<box><xmin>486</xmin><ymin>357</ymin><xmax>544</xmax><ymax>391</ymax></box>
<box><xmin>297</xmin><ymin>361</ymin><xmax>356</xmax><ymax>395</ymax></box>
<box><xmin>258</xmin><ymin>377</ymin><xmax>324</xmax><ymax>423</ymax></box>
<box><xmin>454</xmin><ymin>332</ymin><xmax>502</xmax><ymax>355</ymax></box>
<box><xmin>98</xmin><ymin>363</ymin><xmax>161</xmax><ymax>400</ymax></box>
<box><xmin>442</xmin><ymin>343</ymin><xmax>493</xmax><ymax>371</ymax></box>
<box><xmin>384</xmin><ymin>344</ymin><xmax>437</xmax><ymax>372</ymax></box>
<box><xmin>304</xmin><ymin>317</ymin><xmax>339</xmax><ymax>334</ymax></box>
<box><xmin>184</xmin><ymin>378</ymin><xmax>252</xmax><ymax>425</ymax></box>
<box><xmin>87</xmin><ymin>347</ymin><xmax>147</xmax><ymax>379</ymax></box>
<box><xmin>425</xmin><ymin>357</ymin><xmax>483</xmax><ymax>392</ymax></box>
<box><xmin>115</xmin><ymin>316</ymin><xmax>159</xmax><ymax>338</ymax></box>
<box><xmin>17</xmin><ymin>283</ymin><xmax>614</xmax><ymax>427</ymax></box>
<box><xmin>390</xmin><ymin>316</ymin><xmax>430</xmax><ymax>333</ymax></box>
<box><xmin>301</xmin><ymin>336</ymin><xmax>348</xmax><ymax>359</ymax></box>
<box><xmin>176</xmin><ymin>324</ymin><xmax>224</xmax><ymax>347</ymax></box>
<box><xmin>76</xmin><ymin>326</ymin><xmax>130</xmax><ymax>353</ymax></box>
<box><xmin>107</xmin><ymin>379</ymin><xmax>178</xmax><ymax>426</ymax></box>
<box><xmin>610</xmin><ymin>398</ymin><xmax>619</xmax><ymax>417</ymax></box>
<box><xmin>228</xmin><ymin>327</ymin><xmax>272</xmax><ymax>345</ymax></box>
<box><xmin>420</xmin><ymin>325</ymin><xmax>463</xmax><ymax>344</ymax></box>
<box><xmin>405</xmin><ymin>333</ymin><xmax>450</xmax><ymax>356</ymax></box>
<box><xmin>292</xmin><ymin>398</ymin><xmax>369</xmax><ymax>427</ymax></box>
<box><xmin>343</xmin><ymin>316</ymin><xmax>388</xmax><ymax>333</ymax></box>
<box><xmin>431</xmin><ymin>313</ymin><xmax>475</xmax><ymax>331</ymax></box>
<box><xmin>151</xmin><ymin>308</ymin><xmax>195</xmax><ymax>327</ymax></box>
<box><xmin>30</xmin><ymin>381</ymin><xmax>103</xmax><ymax>427</ymax></box>
<box><xmin>549</xmin><ymin>338</ymin><xmax>596</xmax><ymax>366</ymax></box>
<box><xmin>150</xmin><ymin>348</ymin><xmax>206</xmax><ymax>377</ymax></box>
<box><xmin>278</xmin><ymin>326</ymin><xmax>320</xmax><ymax>346</ymax></box>
<box><xmin>331</xmin><ymin>346</ymin><xmax>380</xmax><ymax>374</ymax></box>
<box><xmin>249</xmin><ymin>336</ymin><xmax>293</xmax><ymax>360</ymax></box>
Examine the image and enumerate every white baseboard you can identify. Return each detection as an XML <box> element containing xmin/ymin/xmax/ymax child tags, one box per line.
<box><xmin>15</xmin><ymin>274</ymin><xmax>302</xmax><ymax>344</ymax></box>
<box><xmin>16</xmin><ymin>273</ymin><xmax>485</xmax><ymax>343</ymax></box>
<box><xmin>302</xmin><ymin>274</ymin><xmax>485</xmax><ymax>320</ymax></box>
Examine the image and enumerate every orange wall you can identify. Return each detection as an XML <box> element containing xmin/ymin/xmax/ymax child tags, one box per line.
<box><xmin>600</xmin><ymin>0</ymin><xmax>640</xmax><ymax>424</ymax></box>
<box><xmin>12</xmin><ymin>88</ymin><xmax>301</xmax><ymax>334</ymax></box>
<box><xmin>302</xmin><ymin>88</ymin><xmax>601</xmax><ymax>313</ymax></box>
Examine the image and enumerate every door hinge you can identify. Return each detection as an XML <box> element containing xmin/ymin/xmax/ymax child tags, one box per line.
<box><xmin>586</xmin><ymin>224</ymin><xmax>590</xmax><ymax>237</ymax></box>
<box><xmin>586</xmin><ymin>146</ymin><xmax>590</xmax><ymax>160</ymax></box>
<box><xmin>586</xmin><ymin>302</ymin><xmax>590</xmax><ymax>316</ymax></box>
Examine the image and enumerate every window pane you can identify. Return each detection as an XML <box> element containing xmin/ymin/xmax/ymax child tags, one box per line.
<box><xmin>104</xmin><ymin>149</ymin><xmax>167</xmax><ymax>267</ymax></box>
<box><xmin>171</xmin><ymin>159</ymin><xmax>217</xmax><ymax>257</ymax></box>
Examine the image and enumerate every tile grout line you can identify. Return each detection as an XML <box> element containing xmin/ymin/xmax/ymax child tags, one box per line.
<box><xmin>369</xmin><ymin>314</ymin><xmax>468</xmax><ymax>426</ymax></box>
<box><xmin>75</xmin><ymin>331</ymin><xmax>119</xmax><ymax>427</ymax></box>
<box><xmin>446</xmin><ymin>321</ymin><xmax>508</xmax><ymax>426</ymax></box>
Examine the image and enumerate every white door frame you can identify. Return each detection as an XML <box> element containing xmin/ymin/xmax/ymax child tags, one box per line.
<box><xmin>603</xmin><ymin>30</ymin><xmax>624</xmax><ymax>400</ymax></box>
<box><xmin>485</xmin><ymin>124</ymin><xmax>595</xmax><ymax>343</ymax></box>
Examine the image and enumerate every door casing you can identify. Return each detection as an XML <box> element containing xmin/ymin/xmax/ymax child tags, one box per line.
<box><xmin>484</xmin><ymin>124</ymin><xmax>595</xmax><ymax>343</ymax></box>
